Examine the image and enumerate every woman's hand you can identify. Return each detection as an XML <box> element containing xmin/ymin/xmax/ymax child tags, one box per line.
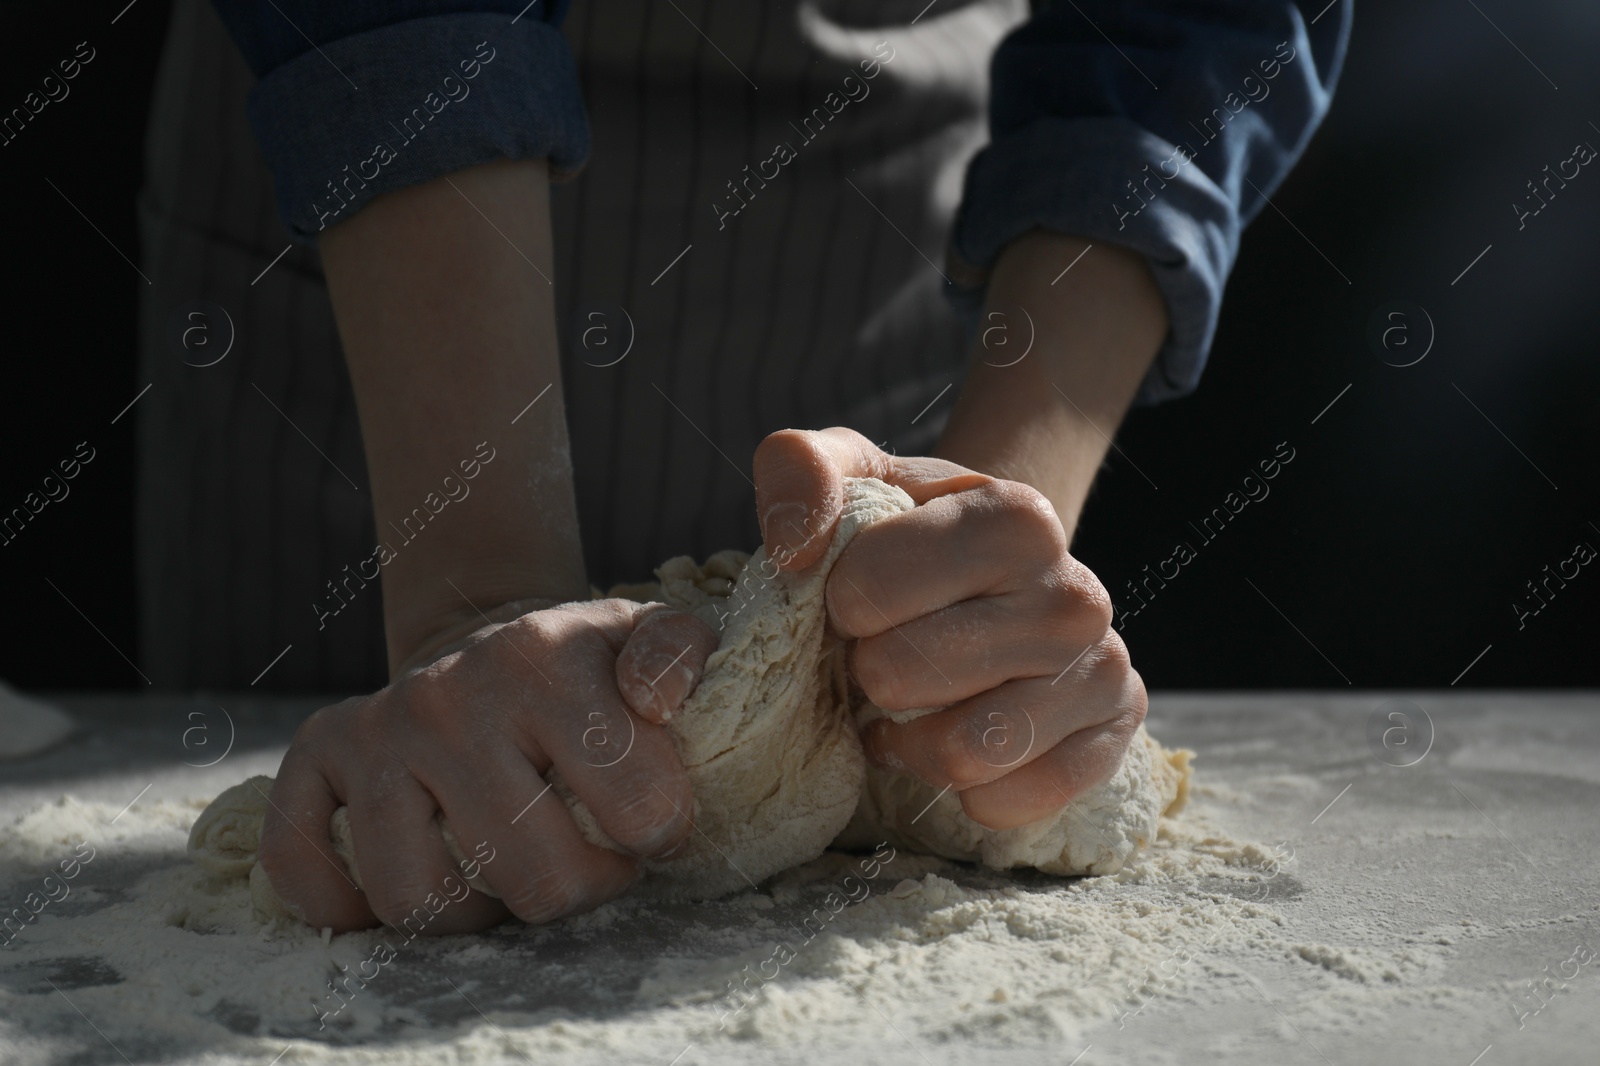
<box><xmin>257</xmin><ymin>598</ymin><xmax>718</xmax><ymax>933</ymax></box>
<box><xmin>754</xmin><ymin>427</ymin><xmax>1147</xmax><ymax>831</ymax></box>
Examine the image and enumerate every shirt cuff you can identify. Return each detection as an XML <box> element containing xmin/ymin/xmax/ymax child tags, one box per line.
<box><xmin>947</xmin><ymin>115</ymin><xmax>1237</xmax><ymax>406</ymax></box>
<box><xmin>244</xmin><ymin>12</ymin><xmax>588</xmax><ymax>243</ymax></box>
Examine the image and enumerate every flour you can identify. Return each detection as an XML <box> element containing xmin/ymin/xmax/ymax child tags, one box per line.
<box><xmin>0</xmin><ymin>790</ymin><xmax>1293</xmax><ymax>1060</ymax></box>
<box><xmin>8</xmin><ymin>696</ymin><xmax>1588</xmax><ymax>1065</ymax></box>
<box><xmin>1</xmin><ymin>765</ymin><xmax>1480</xmax><ymax>1066</ymax></box>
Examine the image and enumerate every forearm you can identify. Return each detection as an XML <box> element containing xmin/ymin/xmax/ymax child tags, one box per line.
<box><xmin>318</xmin><ymin>157</ymin><xmax>587</xmax><ymax>675</ymax></box>
<box><xmin>935</xmin><ymin>231</ymin><xmax>1167</xmax><ymax>535</ymax></box>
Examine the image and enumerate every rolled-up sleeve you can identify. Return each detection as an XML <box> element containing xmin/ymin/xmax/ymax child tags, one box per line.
<box><xmin>210</xmin><ymin>1</ymin><xmax>589</xmax><ymax>242</ymax></box>
<box><xmin>948</xmin><ymin>1</ymin><xmax>1352</xmax><ymax>404</ymax></box>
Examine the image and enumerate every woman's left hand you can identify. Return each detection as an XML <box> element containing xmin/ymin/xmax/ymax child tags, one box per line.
<box><xmin>753</xmin><ymin>426</ymin><xmax>1147</xmax><ymax>830</ymax></box>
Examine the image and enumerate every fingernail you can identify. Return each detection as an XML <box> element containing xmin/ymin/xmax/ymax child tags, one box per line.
<box><xmin>642</xmin><ymin>650</ymin><xmax>697</xmax><ymax>723</ymax></box>
<box><xmin>761</xmin><ymin>501</ymin><xmax>810</xmax><ymax>558</ymax></box>
<box><xmin>644</xmin><ymin>811</ymin><xmax>695</xmax><ymax>860</ymax></box>
<box><xmin>862</xmin><ymin>724</ymin><xmax>897</xmax><ymax>769</ymax></box>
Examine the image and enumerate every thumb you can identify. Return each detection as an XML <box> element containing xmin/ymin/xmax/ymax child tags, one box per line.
<box><xmin>613</xmin><ymin>604</ymin><xmax>720</xmax><ymax>724</ymax></box>
<box><xmin>752</xmin><ymin>427</ymin><xmax>988</xmax><ymax>571</ymax></box>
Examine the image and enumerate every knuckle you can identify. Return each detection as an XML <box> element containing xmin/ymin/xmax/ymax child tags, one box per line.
<box><xmin>397</xmin><ymin>676</ymin><xmax>460</xmax><ymax>740</ymax></box>
<box><xmin>1119</xmin><ymin>665</ymin><xmax>1150</xmax><ymax>731</ymax></box>
<box><xmin>573</xmin><ymin>599</ymin><xmax>640</xmax><ymax>649</ymax></box>
<box><xmin>1089</xmin><ymin>636</ymin><xmax>1148</xmax><ymax>731</ymax></box>
<box><xmin>1043</xmin><ymin>563</ymin><xmax>1114</xmax><ymax>636</ymax></box>
<box><xmin>497</xmin><ymin>611</ymin><xmax>557</xmax><ymax>666</ymax></box>
<box><xmin>292</xmin><ymin>698</ymin><xmax>353</xmax><ymax>747</ymax></box>
<box><xmin>1093</xmin><ymin>631</ymin><xmax>1135</xmax><ymax>679</ymax></box>
<box><xmin>990</xmin><ymin>480</ymin><xmax>1066</xmax><ymax>554</ymax></box>
<box><xmin>1080</xmin><ymin>576</ymin><xmax>1115</xmax><ymax>631</ymax></box>
<box><xmin>1124</xmin><ymin>690</ymin><xmax>1149</xmax><ymax>732</ymax></box>
<box><xmin>1035</xmin><ymin>591</ymin><xmax>1081</xmax><ymax>649</ymax></box>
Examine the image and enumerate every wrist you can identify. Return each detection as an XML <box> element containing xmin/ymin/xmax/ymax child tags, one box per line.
<box><xmin>935</xmin><ymin>230</ymin><xmax>1167</xmax><ymax>535</ymax></box>
<box><xmin>317</xmin><ymin>157</ymin><xmax>591</xmax><ymax>676</ymax></box>
<box><xmin>373</xmin><ymin>449</ymin><xmax>590</xmax><ymax>672</ymax></box>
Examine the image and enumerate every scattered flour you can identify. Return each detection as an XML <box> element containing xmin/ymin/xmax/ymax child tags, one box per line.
<box><xmin>0</xmin><ymin>786</ymin><xmax>1446</xmax><ymax>1065</ymax></box>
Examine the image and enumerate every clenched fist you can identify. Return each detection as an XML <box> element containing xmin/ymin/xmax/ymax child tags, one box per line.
<box><xmin>258</xmin><ymin>598</ymin><xmax>718</xmax><ymax>933</ymax></box>
<box><xmin>754</xmin><ymin>427</ymin><xmax>1147</xmax><ymax>831</ymax></box>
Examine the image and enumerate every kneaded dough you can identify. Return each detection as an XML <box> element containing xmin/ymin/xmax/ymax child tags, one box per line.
<box><xmin>189</xmin><ymin>477</ymin><xmax>1192</xmax><ymax>920</ymax></box>
<box><xmin>838</xmin><ymin>725</ymin><xmax>1190</xmax><ymax>876</ymax></box>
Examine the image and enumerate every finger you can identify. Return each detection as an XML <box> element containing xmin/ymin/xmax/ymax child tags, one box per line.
<box><xmin>827</xmin><ymin>478</ymin><xmax>1084</xmax><ymax>639</ymax></box>
<box><xmin>256</xmin><ymin>744</ymin><xmax>375</xmax><ymax>932</ymax></box>
<box><xmin>344</xmin><ymin>769</ymin><xmax>507</xmax><ymax>935</ymax></box>
<box><xmin>958</xmin><ymin>692</ymin><xmax>1148</xmax><ymax>831</ymax></box>
<box><xmin>847</xmin><ymin>583</ymin><xmax>1110</xmax><ymax>710</ymax></box>
<box><xmin>614</xmin><ymin>605</ymin><xmax>720</xmax><ymax>724</ymax></box>
<box><xmin>539</xmin><ymin>684</ymin><xmax>696</xmax><ymax>859</ymax></box>
<box><xmin>752</xmin><ymin>427</ymin><xmax>986</xmax><ymax>570</ymax></box>
<box><xmin>431</xmin><ymin>749</ymin><xmax>639</xmax><ymax>926</ymax></box>
<box><xmin>861</xmin><ymin>635</ymin><xmax>1134</xmax><ymax>791</ymax></box>
<box><xmin>405</xmin><ymin>609</ymin><xmax>643</xmax><ymax>924</ymax></box>
<box><xmin>499</xmin><ymin>603</ymin><xmax>697</xmax><ymax>859</ymax></box>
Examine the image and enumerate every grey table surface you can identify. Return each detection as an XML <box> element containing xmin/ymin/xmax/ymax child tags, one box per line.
<box><xmin>1</xmin><ymin>691</ymin><xmax>1596</xmax><ymax>1065</ymax></box>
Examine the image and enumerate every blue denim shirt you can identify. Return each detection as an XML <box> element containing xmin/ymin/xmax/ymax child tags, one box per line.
<box><xmin>210</xmin><ymin>0</ymin><xmax>587</xmax><ymax>236</ymax></box>
<box><xmin>211</xmin><ymin>0</ymin><xmax>1350</xmax><ymax>404</ymax></box>
<box><xmin>952</xmin><ymin>1</ymin><xmax>1351</xmax><ymax>403</ymax></box>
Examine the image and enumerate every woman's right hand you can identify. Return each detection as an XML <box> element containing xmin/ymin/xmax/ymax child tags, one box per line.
<box><xmin>256</xmin><ymin>598</ymin><xmax>719</xmax><ymax>933</ymax></box>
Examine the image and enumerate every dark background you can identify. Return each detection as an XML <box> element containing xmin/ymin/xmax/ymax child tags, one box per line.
<box><xmin>1</xmin><ymin>0</ymin><xmax>1594</xmax><ymax>691</ymax></box>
